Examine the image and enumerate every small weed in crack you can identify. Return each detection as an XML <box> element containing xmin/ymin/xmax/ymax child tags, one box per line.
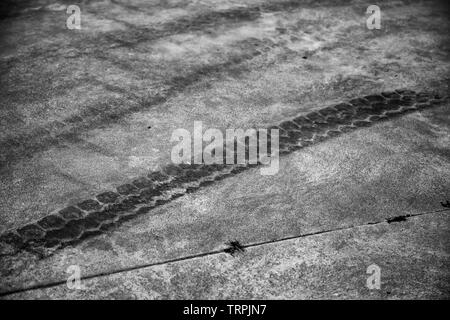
<box><xmin>224</xmin><ymin>241</ymin><xmax>245</xmax><ymax>255</ymax></box>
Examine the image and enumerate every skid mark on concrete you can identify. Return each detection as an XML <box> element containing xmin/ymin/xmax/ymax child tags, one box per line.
<box><xmin>0</xmin><ymin>89</ymin><xmax>446</xmax><ymax>258</ymax></box>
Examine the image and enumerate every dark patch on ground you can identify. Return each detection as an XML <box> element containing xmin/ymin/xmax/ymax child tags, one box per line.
<box><xmin>386</xmin><ymin>215</ymin><xmax>411</xmax><ymax>224</ymax></box>
<box><xmin>0</xmin><ymin>50</ymin><xmax>258</xmax><ymax>169</ymax></box>
<box><xmin>441</xmin><ymin>200</ymin><xmax>450</xmax><ymax>208</ymax></box>
<box><xmin>0</xmin><ymin>0</ymin><xmax>41</xmax><ymax>19</ymax></box>
<box><xmin>224</xmin><ymin>240</ymin><xmax>245</xmax><ymax>255</ymax></box>
<box><xmin>1</xmin><ymin>89</ymin><xmax>443</xmax><ymax>259</ymax></box>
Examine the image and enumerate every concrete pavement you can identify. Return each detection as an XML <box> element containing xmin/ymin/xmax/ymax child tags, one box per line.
<box><xmin>0</xmin><ymin>0</ymin><xmax>449</xmax><ymax>299</ymax></box>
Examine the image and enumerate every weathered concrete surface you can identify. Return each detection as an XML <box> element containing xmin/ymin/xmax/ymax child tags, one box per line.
<box><xmin>1</xmin><ymin>0</ymin><xmax>449</xmax><ymax>231</ymax></box>
<box><xmin>5</xmin><ymin>212</ymin><xmax>449</xmax><ymax>299</ymax></box>
<box><xmin>1</xmin><ymin>104</ymin><xmax>449</xmax><ymax>296</ymax></box>
<box><xmin>0</xmin><ymin>0</ymin><xmax>449</xmax><ymax>299</ymax></box>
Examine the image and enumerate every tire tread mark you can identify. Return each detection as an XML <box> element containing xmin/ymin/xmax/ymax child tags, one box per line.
<box><xmin>0</xmin><ymin>90</ymin><xmax>446</xmax><ymax>258</ymax></box>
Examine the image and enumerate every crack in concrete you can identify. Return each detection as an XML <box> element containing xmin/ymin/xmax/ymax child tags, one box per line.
<box><xmin>0</xmin><ymin>207</ymin><xmax>448</xmax><ymax>297</ymax></box>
